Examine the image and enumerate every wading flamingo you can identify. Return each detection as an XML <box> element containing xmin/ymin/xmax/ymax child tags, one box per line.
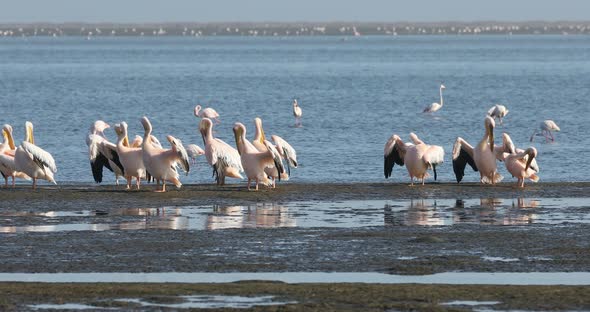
<box><xmin>422</xmin><ymin>84</ymin><xmax>446</xmax><ymax>113</ymax></box>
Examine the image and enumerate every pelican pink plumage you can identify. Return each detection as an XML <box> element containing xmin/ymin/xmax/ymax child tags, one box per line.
<box><xmin>530</xmin><ymin>120</ymin><xmax>560</xmax><ymax>142</ymax></box>
<box><xmin>194</xmin><ymin>105</ymin><xmax>220</xmax><ymax>124</ymax></box>
<box><xmin>233</xmin><ymin>122</ymin><xmax>284</xmax><ymax>190</ymax></box>
<box><xmin>140</xmin><ymin>116</ymin><xmax>190</xmax><ymax>192</ymax></box>
<box><xmin>422</xmin><ymin>84</ymin><xmax>446</xmax><ymax>113</ymax></box>
<box><xmin>251</xmin><ymin>117</ymin><xmax>290</xmax><ymax>187</ymax></box>
<box><xmin>384</xmin><ymin>132</ymin><xmax>444</xmax><ymax>186</ymax></box>
<box><xmin>14</xmin><ymin>121</ymin><xmax>57</xmax><ymax>189</ymax></box>
<box><xmin>452</xmin><ymin>116</ymin><xmax>503</xmax><ymax>184</ymax></box>
<box><xmin>199</xmin><ymin>118</ymin><xmax>243</xmax><ymax>185</ymax></box>
<box><xmin>292</xmin><ymin>99</ymin><xmax>302</xmax><ymax>127</ymax></box>
<box><xmin>499</xmin><ymin>133</ymin><xmax>539</xmax><ymax>187</ymax></box>
<box><xmin>0</xmin><ymin>124</ymin><xmax>30</xmax><ymax>187</ymax></box>
<box><xmin>114</xmin><ymin>122</ymin><xmax>147</xmax><ymax>190</ymax></box>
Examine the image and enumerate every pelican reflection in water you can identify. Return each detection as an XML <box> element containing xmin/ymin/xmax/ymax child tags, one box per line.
<box><xmin>206</xmin><ymin>203</ymin><xmax>295</xmax><ymax>230</ymax></box>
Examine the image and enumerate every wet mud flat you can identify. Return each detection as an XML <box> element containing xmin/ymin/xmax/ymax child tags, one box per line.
<box><xmin>1</xmin><ymin>182</ymin><xmax>590</xmax><ymax>310</ymax></box>
<box><xmin>2</xmin><ymin>282</ymin><xmax>590</xmax><ymax>311</ymax></box>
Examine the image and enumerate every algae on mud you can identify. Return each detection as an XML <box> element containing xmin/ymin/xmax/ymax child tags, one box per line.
<box><xmin>2</xmin><ymin>282</ymin><xmax>590</xmax><ymax>311</ymax></box>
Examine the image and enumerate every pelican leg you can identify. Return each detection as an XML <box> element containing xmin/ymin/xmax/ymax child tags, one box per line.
<box><xmin>247</xmin><ymin>178</ymin><xmax>251</xmax><ymax>190</ymax></box>
<box><xmin>32</xmin><ymin>178</ymin><xmax>37</xmax><ymax>190</ymax></box>
<box><xmin>255</xmin><ymin>178</ymin><xmax>259</xmax><ymax>191</ymax></box>
<box><xmin>11</xmin><ymin>176</ymin><xmax>16</xmax><ymax>188</ymax></box>
<box><xmin>126</xmin><ymin>177</ymin><xmax>132</xmax><ymax>190</ymax></box>
<box><xmin>409</xmin><ymin>177</ymin><xmax>414</xmax><ymax>187</ymax></box>
<box><xmin>3</xmin><ymin>177</ymin><xmax>7</xmax><ymax>188</ymax></box>
<box><xmin>272</xmin><ymin>176</ymin><xmax>276</xmax><ymax>189</ymax></box>
<box><xmin>422</xmin><ymin>178</ymin><xmax>425</xmax><ymax>186</ymax></box>
<box><xmin>136</xmin><ymin>177</ymin><xmax>141</xmax><ymax>190</ymax></box>
<box><xmin>162</xmin><ymin>181</ymin><xmax>166</xmax><ymax>192</ymax></box>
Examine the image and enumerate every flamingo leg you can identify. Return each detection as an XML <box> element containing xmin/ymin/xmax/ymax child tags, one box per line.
<box><xmin>550</xmin><ymin>131</ymin><xmax>555</xmax><ymax>141</ymax></box>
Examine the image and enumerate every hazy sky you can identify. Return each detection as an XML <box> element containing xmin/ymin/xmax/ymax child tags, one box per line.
<box><xmin>2</xmin><ymin>0</ymin><xmax>589</xmax><ymax>23</ymax></box>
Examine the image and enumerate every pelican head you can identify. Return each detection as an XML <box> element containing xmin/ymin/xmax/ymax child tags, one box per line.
<box><xmin>485</xmin><ymin>116</ymin><xmax>495</xmax><ymax>151</ymax></box>
<box><xmin>254</xmin><ymin>117</ymin><xmax>266</xmax><ymax>142</ymax></box>
<box><xmin>114</xmin><ymin>123</ymin><xmax>124</xmax><ymax>137</ymax></box>
<box><xmin>199</xmin><ymin>118</ymin><xmax>213</xmax><ymax>136</ymax></box>
<box><xmin>92</xmin><ymin>120</ymin><xmax>110</xmax><ymax>133</ymax></box>
<box><xmin>25</xmin><ymin>121</ymin><xmax>34</xmax><ymax>145</ymax></box>
<box><xmin>140</xmin><ymin>116</ymin><xmax>152</xmax><ymax>136</ymax></box>
<box><xmin>194</xmin><ymin>105</ymin><xmax>202</xmax><ymax>117</ymax></box>
<box><xmin>2</xmin><ymin>124</ymin><xmax>15</xmax><ymax>150</ymax></box>
<box><xmin>524</xmin><ymin>147</ymin><xmax>538</xmax><ymax>172</ymax></box>
<box><xmin>232</xmin><ymin>122</ymin><xmax>246</xmax><ymax>155</ymax></box>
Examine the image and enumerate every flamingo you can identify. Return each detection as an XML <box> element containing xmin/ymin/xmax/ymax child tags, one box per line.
<box><xmin>233</xmin><ymin>122</ymin><xmax>284</xmax><ymax>190</ymax></box>
<box><xmin>251</xmin><ymin>117</ymin><xmax>291</xmax><ymax>187</ymax></box>
<box><xmin>194</xmin><ymin>104</ymin><xmax>220</xmax><ymax>124</ymax></box>
<box><xmin>199</xmin><ymin>118</ymin><xmax>243</xmax><ymax>185</ymax></box>
<box><xmin>0</xmin><ymin>124</ymin><xmax>31</xmax><ymax>187</ymax></box>
<box><xmin>422</xmin><ymin>84</ymin><xmax>446</xmax><ymax>113</ymax></box>
<box><xmin>140</xmin><ymin>116</ymin><xmax>190</xmax><ymax>192</ymax></box>
<box><xmin>530</xmin><ymin>120</ymin><xmax>560</xmax><ymax>142</ymax></box>
<box><xmin>384</xmin><ymin>132</ymin><xmax>444</xmax><ymax>186</ymax></box>
<box><xmin>186</xmin><ymin>144</ymin><xmax>205</xmax><ymax>165</ymax></box>
<box><xmin>114</xmin><ymin>122</ymin><xmax>147</xmax><ymax>190</ymax></box>
<box><xmin>86</xmin><ymin>120</ymin><xmax>122</xmax><ymax>184</ymax></box>
<box><xmin>293</xmin><ymin>99</ymin><xmax>303</xmax><ymax>127</ymax></box>
<box><xmin>14</xmin><ymin>121</ymin><xmax>57</xmax><ymax>189</ymax></box>
<box><xmin>498</xmin><ymin>133</ymin><xmax>539</xmax><ymax>187</ymax></box>
<box><xmin>487</xmin><ymin>104</ymin><xmax>509</xmax><ymax>124</ymax></box>
<box><xmin>452</xmin><ymin>116</ymin><xmax>503</xmax><ymax>184</ymax></box>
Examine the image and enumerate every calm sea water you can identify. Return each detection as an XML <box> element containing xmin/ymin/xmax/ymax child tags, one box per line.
<box><xmin>0</xmin><ymin>35</ymin><xmax>588</xmax><ymax>184</ymax></box>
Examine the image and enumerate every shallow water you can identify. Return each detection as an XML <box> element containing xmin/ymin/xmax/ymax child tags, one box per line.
<box><xmin>3</xmin><ymin>272</ymin><xmax>590</xmax><ymax>285</ymax></box>
<box><xmin>0</xmin><ymin>197</ymin><xmax>588</xmax><ymax>233</ymax></box>
<box><xmin>0</xmin><ymin>36</ymin><xmax>589</xmax><ymax>185</ymax></box>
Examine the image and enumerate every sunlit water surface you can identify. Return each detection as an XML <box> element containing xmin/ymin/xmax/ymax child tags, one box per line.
<box><xmin>0</xmin><ymin>36</ymin><xmax>589</xmax><ymax>185</ymax></box>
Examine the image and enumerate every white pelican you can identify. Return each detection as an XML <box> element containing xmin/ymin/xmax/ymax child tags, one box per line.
<box><xmin>114</xmin><ymin>122</ymin><xmax>147</xmax><ymax>190</ymax></box>
<box><xmin>199</xmin><ymin>118</ymin><xmax>243</xmax><ymax>185</ymax></box>
<box><xmin>293</xmin><ymin>99</ymin><xmax>302</xmax><ymax>127</ymax></box>
<box><xmin>86</xmin><ymin>120</ymin><xmax>124</xmax><ymax>184</ymax></box>
<box><xmin>384</xmin><ymin>132</ymin><xmax>444</xmax><ymax>186</ymax></box>
<box><xmin>487</xmin><ymin>104</ymin><xmax>509</xmax><ymax>124</ymax></box>
<box><xmin>140</xmin><ymin>116</ymin><xmax>190</xmax><ymax>192</ymax></box>
<box><xmin>186</xmin><ymin>144</ymin><xmax>205</xmax><ymax>165</ymax></box>
<box><xmin>422</xmin><ymin>84</ymin><xmax>446</xmax><ymax>113</ymax></box>
<box><xmin>498</xmin><ymin>133</ymin><xmax>539</xmax><ymax>187</ymax></box>
<box><xmin>194</xmin><ymin>104</ymin><xmax>220</xmax><ymax>124</ymax></box>
<box><xmin>271</xmin><ymin>134</ymin><xmax>298</xmax><ymax>175</ymax></box>
<box><xmin>233</xmin><ymin>122</ymin><xmax>284</xmax><ymax>190</ymax></box>
<box><xmin>252</xmin><ymin>117</ymin><xmax>289</xmax><ymax>187</ymax></box>
<box><xmin>14</xmin><ymin>122</ymin><xmax>57</xmax><ymax>189</ymax></box>
<box><xmin>452</xmin><ymin>116</ymin><xmax>503</xmax><ymax>184</ymax></box>
<box><xmin>530</xmin><ymin>120</ymin><xmax>560</xmax><ymax>142</ymax></box>
<box><xmin>0</xmin><ymin>124</ymin><xmax>30</xmax><ymax>187</ymax></box>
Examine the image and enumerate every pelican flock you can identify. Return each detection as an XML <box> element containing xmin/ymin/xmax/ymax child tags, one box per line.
<box><xmin>1</xmin><ymin>90</ymin><xmax>559</xmax><ymax>190</ymax></box>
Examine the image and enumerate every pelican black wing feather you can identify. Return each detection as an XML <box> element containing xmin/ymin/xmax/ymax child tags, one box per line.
<box><xmin>90</xmin><ymin>153</ymin><xmax>111</xmax><ymax>183</ymax></box>
<box><xmin>384</xmin><ymin>146</ymin><xmax>404</xmax><ymax>179</ymax></box>
<box><xmin>452</xmin><ymin>148</ymin><xmax>478</xmax><ymax>183</ymax></box>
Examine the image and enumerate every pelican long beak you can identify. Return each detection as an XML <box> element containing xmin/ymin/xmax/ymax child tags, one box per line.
<box><xmin>525</xmin><ymin>148</ymin><xmax>537</xmax><ymax>171</ymax></box>
<box><xmin>26</xmin><ymin>122</ymin><xmax>35</xmax><ymax>145</ymax></box>
<box><xmin>233</xmin><ymin>126</ymin><xmax>243</xmax><ymax>155</ymax></box>
<box><xmin>4</xmin><ymin>129</ymin><xmax>16</xmax><ymax>150</ymax></box>
<box><xmin>123</xmin><ymin>136</ymin><xmax>130</xmax><ymax>147</ymax></box>
<box><xmin>488</xmin><ymin>124</ymin><xmax>494</xmax><ymax>152</ymax></box>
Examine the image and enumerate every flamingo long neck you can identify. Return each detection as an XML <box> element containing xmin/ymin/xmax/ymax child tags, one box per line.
<box><xmin>439</xmin><ymin>87</ymin><xmax>444</xmax><ymax>107</ymax></box>
<box><xmin>195</xmin><ymin>106</ymin><xmax>202</xmax><ymax>117</ymax></box>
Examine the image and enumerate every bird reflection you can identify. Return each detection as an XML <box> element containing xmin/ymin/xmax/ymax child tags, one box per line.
<box><xmin>206</xmin><ymin>203</ymin><xmax>295</xmax><ymax>230</ymax></box>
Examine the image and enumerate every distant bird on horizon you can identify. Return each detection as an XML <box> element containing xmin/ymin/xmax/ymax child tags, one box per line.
<box><xmin>487</xmin><ymin>104</ymin><xmax>509</xmax><ymax>124</ymax></box>
<box><xmin>530</xmin><ymin>120</ymin><xmax>560</xmax><ymax>142</ymax></box>
<box><xmin>194</xmin><ymin>104</ymin><xmax>220</xmax><ymax>124</ymax></box>
<box><xmin>293</xmin><ymin>99</ymin><xmax>303</xmax><ymax>127</ymax></box>
<box><xmin>423</xmin><ymin>84</ymin><xmax>446</xmax><ymax>113</ymax></box>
